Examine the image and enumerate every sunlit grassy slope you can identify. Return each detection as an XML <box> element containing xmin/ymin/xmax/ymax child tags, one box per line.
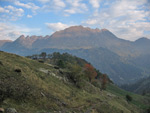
<box><xmin>0</xmin><ymin>51</ymin><xmax>149</xmax><ymax>113</ymax></box>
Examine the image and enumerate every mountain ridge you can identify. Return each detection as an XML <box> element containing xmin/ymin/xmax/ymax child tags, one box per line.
<box><xmin>0</xmin><ymin>40</ymin><xmax>12</xmax><ymax>47</ymax></box>
<box><xmin>0</xmin><ymin>25</ymin><xmax>150</xmax><ymax>85</ymax></box>
<box><xmin>121</xmin><ymin>76</ymin><xmax>150</xmax><ymax>95</ymax></box>
<box><xmin>1</xmin><ymin>26</ymin><xmax>149</xmax><ymax>51</ymax></box>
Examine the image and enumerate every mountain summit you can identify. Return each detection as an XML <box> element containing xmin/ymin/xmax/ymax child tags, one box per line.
<box><xmin>32</xmin><ymin>25</ymin><xmax>119</xmax><ymax>49</ymax></box>
<box><xmin>53</xmin><ymin>25</ymin><xmax>109</xmax><ymax>34</ymax></box>
<box><xmin>134</xmin><ymin>37</ymin><xmax>150</xmax><ymax>45</ymax></box>
<box><xmin>50</xmin><ymin>26</ymin><xmax>111</xmax><ymax>39</ymax></box>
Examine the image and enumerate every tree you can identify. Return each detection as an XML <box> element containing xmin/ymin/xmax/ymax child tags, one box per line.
<box><xmin>95</xmin><ymin>69</ymin><xmax>103</xmax><ymax>79</ymax></box>
<box><xmin>52</xmin><ymin>52</ymin><xmax>61</xmax><ymax>59</ymax></box>
<box><xmin>47</xmin><ymin>54</ymin><xmax>52</xmax><ymax>59</ymax></box>
<box><xmin>101</xmin><ymin>74</ymin><xmax>108</xmax><ymax>90</ymax></box>
<box><xmin>57</xmin><ymin>60</ymin><xmax>65</xmax><ymax>68</ymax></box>
<box><xmin>84</xmin><ymin>63</ymin><xmax>97</xmax><ymax>82</ymax></box>
<box><xmin>69</xmin><ymin>64</ymin><xmax>85</xmax><ymax>88</ymax></box>
<box><xmin>40</xmin><ymin>52</ymin><xmax>47</xmax><ymax>59</ymax></box>
<box><xmin>32</xmin><ymin>54</ymin><xmax>38</xmax><ymax>59</ymax></box>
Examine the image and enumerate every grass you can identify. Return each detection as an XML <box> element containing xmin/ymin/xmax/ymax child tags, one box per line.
<box><xmin>107</xmin><ymin>83</ymin><xmax>150</xmax><ymax>109</ymax></box>
<box><xmin>0</xmin><ymin>51</ymin><xmax>150</xmax><ymax>113</ymax></box>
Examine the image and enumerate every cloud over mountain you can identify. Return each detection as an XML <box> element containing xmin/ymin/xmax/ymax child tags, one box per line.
<box><xmin>45</xmin><ymin>22</ymin><xmax>69</xmax><ymax>31</ymax></box>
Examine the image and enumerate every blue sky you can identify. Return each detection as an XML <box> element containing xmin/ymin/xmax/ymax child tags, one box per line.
<box><xmin>0</xmin><ymin>0</ymin><xmax>150</xmax><ymax>41</ymax></box>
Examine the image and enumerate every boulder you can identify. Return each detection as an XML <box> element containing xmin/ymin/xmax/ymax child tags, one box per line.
<box><xmin>5</xmin><ymin>108</ymin><xmax>17</xmax><ymax>113</ymax></box>
<box><xmin>54</xmin><ymin>66</ymin><xmax>59</xmax><ymax>69</ymax></box>
<box><xmin>0</xmin><ymin>108</ymin><xmax>4</xmax><ymax>113</ymax></box>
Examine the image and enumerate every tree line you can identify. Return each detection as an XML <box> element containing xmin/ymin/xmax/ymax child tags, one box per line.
<box><xmin>26</xmin><ymin>52</ymin><xmax>108</xmax><ymax>90</ymax></box>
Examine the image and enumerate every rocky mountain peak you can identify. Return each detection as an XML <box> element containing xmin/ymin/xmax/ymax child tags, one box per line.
<box><xmin>134</xmin><ymin>37</ymin><xmax>150</xmax><ymax>45</ymax></box>
<box><xmin>50</xmin><ymin>25</ymin><xmax>110</xmax><ymax>39</ymax></box>
<box><xmin>62</xmin><ymin>26</ymin><xmax>109</xmax><ymax>33</ymax></box>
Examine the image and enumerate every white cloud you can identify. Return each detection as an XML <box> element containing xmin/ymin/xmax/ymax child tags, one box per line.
<box><xmin>41</xmin><ymin>0</ymin><xmax>66</xmax><ymax>12</ymax></box>
<box><xmin>36</xmin><ymin>0</ymin><xmax>88</xmax><ymax>15</ymax></box>
<box><xmin>0</xmin><ymin>6</ymin><xmax>9</xmax><ymax>13</ymax></box>
<box><xmin>0</xmin><ymin>5</ymin><xmax>24</xmax><ymax>21</ymax></box>
<box><xmin>14</xmin><ymin>1</ymin><xmax>40</xmax><ymax>14</ymax></box>
<box><xmin>6</xmin><ymin>5</ymin><xmax>24</xmax><ymax>17</ymax></box>
<box><xmin>14</xmin><ymin>1</ymin><xmax>39</xmax><ymax>10</ymax></box>
<box><xmin>0</xmin><ymin>23</ymin><xmax>22</xmax><ymax>40</ymax></box>
<box><xmin>83</xmin><ymin>0</ymin><xmax>150</xmax><ymax>41</ymax></box>
<box><xmin>3</xmin><ymin>0</ymin><xmax>40</xmax><ymax>16</ymax></box>
<box><xmin>53</xmin><ymin>0</ymin><xmax>66</xmax><ymax>8</ymax></box>
<box><xmin>106</xmin><ymin>22</ymin><xmax>150</xmax><ymax>41</ymax></box>
<box><xmin>45</xmin><ymin>22</ymin><xmax>69</xmax><ymax>31</ymax></box>
<box><xmin>89</xmin><ymin>0</ymin><xmax>101</xmax><ymax>8</ymax></box>
<box><xmin>0</xmin><ymin>0</ymin><xmax>14</xmax><ymax>1</ymax></box>
<box><xmin>38</xmin><ymin>0</ymin><xmax>50</xmax><ymax>3</ymax></box>
<box><xmin>64</xmin><ymin>0</ymin><xmax>88</xmax><ymax>15</ymax></box>
<box><xmin>0</xmin><ymin>23</ymin><xmax>41</xmax><ymax>40</ymax></box>
<box><xmin>84</xmin><ymin>19</ymin><xmax>98</xmax><ymax>25</ymax></box>
<box><xmin>27</xmin><ymin>15</ymin><xmax>32</xmax><ymax>18</ymax></box>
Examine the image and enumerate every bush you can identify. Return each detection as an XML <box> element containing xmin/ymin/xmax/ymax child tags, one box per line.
<box><xmin>92</xmin><ymin>80</ymin><xmax>101</xmax><ymax>88</ymax></box>
<box><xmin>0</xmin><ymin>75</ymin><xmax>32</xmax><ymax>102</ymax></box>
<box><xmin>57</xmin><ymin>60</ymin><xmax>65</xmax><ymax>68</ymax></box>
<box><xmin>14</xmin><ymin>68</ymin><xmax>21</xmax><ymax>73</ymax></box>
<box><xmin>54</xmin><ymin>66</ymin><xmax>59</xmax><ymax>69</ymax></box>
<box><xmin>0</xmin><ymin>61</ymin><xmax>3</xmax><ymax>65</ymax></box>
<box><xmin>147</xmin><ymin>107</ymin><xmax>150</xmax><ymax>113</ymax></box>
<box><xmin>38</xmin><ymin>60</ymin><xmax>44</xmax><ymax>63</ymax></box>
<box><xmin>126</xmin><ymin>94</ymin><xmax>132</xmax><ymax>102</ymax></box>
<box><xmin>101</xmin><ymin>74</ymin><xmax>108</xmax><ymax>90</ymax></box>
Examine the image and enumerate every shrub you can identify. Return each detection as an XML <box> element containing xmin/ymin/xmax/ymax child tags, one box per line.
<box><xmin>0</xmin><ymin>75</ymin><xmax>32</xmax><ymax>103</ymax></box>
<box><xmin>147</xmin><ymin>107</ymin><xmax>150</xmax><ymax>113</ymax></box>
<box><xmin>40</xmin><ymin>52</ymin><xmax>47</xmax><ymax>59</ymax></box>
<box><xmin>14</xmin><ymin>68</ymin><xmax>21</xmax><ymax>73</ymax></box>
<box><xmin>0</xmin><ymin>61</ymin><xmax>3</xmax><ymax>65</ymax></box>
<box><xmin>38</xmin><ymin>60</ymin><xmax>44</xmax><ymax>63</ymax></box>
<box><xmin>54</xmin><ymin>66</ymin><xmax>59</xmax><ymax>69</ymax></box>
<box><xmin>57</xmin><ymin>60</ymin><xmax>65</xmax><ymax>68</ymax></box>
<box><xmin>84</xmin><ymin>63</ymin><xmax>97</xmax><ymax>82</ymax></box>
<box><xmin>92</xmin><ymin>80</ymin><xmax>101</xmax><ymax>88</ymax></box>
<box><xmin>101</xmin><ymin>74</ymin><xmax>108</xmax><ymax>90</ymax></box>
<box><xmin>126</xmin><ymin>94</ymin><xmax>132</xmax><ymax>102</ymax></box>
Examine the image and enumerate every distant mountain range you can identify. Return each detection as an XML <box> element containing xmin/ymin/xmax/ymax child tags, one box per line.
<box><xmin>0</xmin><ymin>40</ymin><xmax>12</xmax><ymax>47</ymax></box>
<box><xmin>0</xmin><ymin>25</ymin><xmax>150</xmax><ymax>85</ymax></box>
<box><xmin>121</xmin><ymin>76</ymin><xmax>150</xmax><ymax>95</ymax></box>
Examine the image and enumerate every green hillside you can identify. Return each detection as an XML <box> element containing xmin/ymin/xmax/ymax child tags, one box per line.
<box><xmin>0</xmin><ymin>51</ymin><xmax>150</xmax><ymax>113</ymax></box>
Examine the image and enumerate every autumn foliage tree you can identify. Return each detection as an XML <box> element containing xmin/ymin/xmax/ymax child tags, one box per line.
<box><xmin>101</xmin><ymin>74</ymin><xmax>108</xmax><ymax>90</ymax></box>
<box><xmin>84</xmin><ymin>63</ymin><xmax>97</xmax><ymax>82</ymax></box>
